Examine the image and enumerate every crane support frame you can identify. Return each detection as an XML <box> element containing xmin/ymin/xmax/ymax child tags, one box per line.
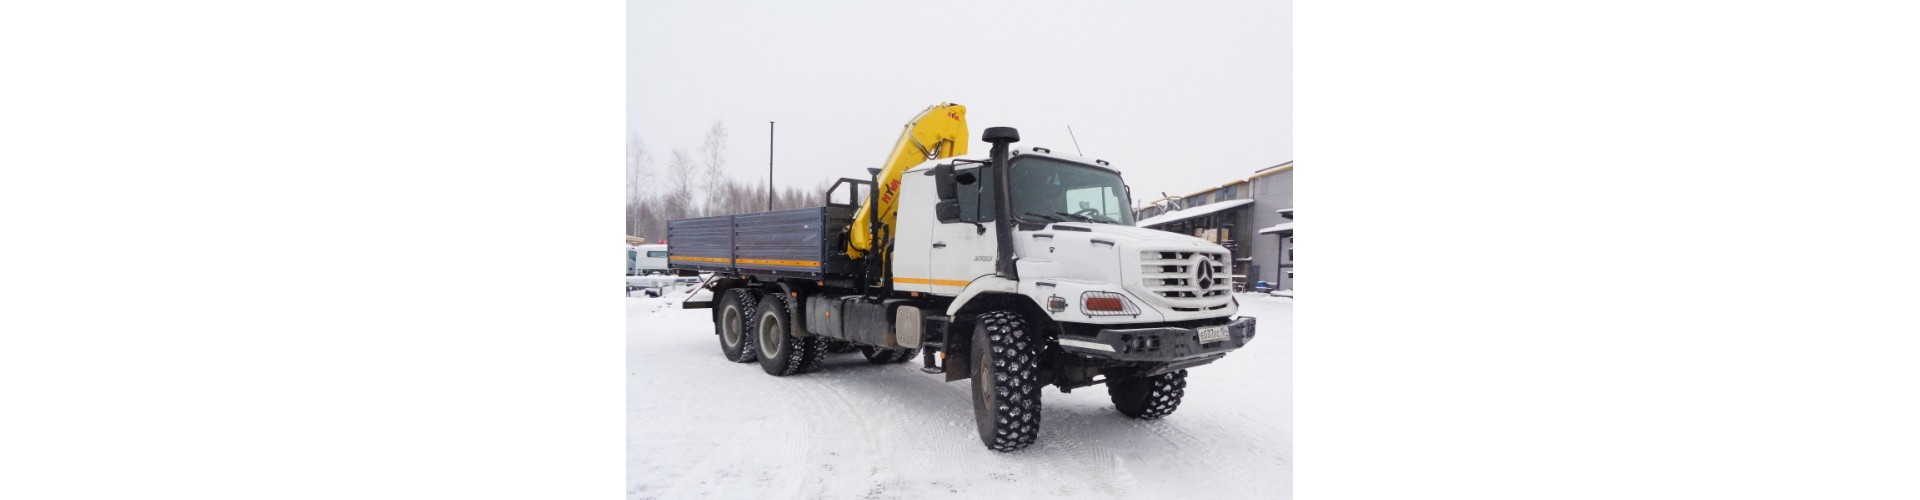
<box><xmin>844</xmin><ymin>102</ymin><xmax>968</xmax><ymax>260</ymax></box>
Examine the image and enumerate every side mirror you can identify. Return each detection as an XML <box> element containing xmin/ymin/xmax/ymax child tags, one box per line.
<box><xmin>934</xmin><ymin>163</ymin><xmax>957</xmax><ymax>201</ymax></box>
<box><xmin>935</xmin><ymin>200</ymin><xmax>961</xmax><ymax>223</ymax></box>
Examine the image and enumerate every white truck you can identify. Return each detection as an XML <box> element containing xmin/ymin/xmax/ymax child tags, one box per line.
<box><xmin>667</xmin><ymin>104</ymin><xmax>1256</xmax><ymax>452</ymax></box>
<box><xmin>629</xmin><ymin>243</ymin><xmax>669</xmax><ymax>276</ymax></box>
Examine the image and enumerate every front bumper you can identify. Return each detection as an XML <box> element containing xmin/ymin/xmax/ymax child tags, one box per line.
<box><xmin>1055</xmin><ymin>316</ymin><xmax>1257</xmax><ymax>366</ymax></box>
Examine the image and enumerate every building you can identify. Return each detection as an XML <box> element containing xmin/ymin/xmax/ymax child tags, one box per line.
<box><xmin>1133</xmin><ymin>161</ymin><xmax>1292</xmax><ymax>291</ymax></box>
<box><xmin>1257</xmin><ymin>207</ymin><xmax>1293</xmax><ymax>292</ymax></box>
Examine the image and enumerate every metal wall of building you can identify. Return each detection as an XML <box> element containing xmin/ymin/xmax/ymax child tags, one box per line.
<box><xmin>1247</xmin><ymin>168</ymin><xmax>1293</xmax><ymax>290</ymax></box>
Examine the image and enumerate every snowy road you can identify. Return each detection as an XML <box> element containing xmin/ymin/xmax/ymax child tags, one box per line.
<box><xmin>628</xmin><ymin>290</ymin><xmax>1291</xmax><ymax>499</ymax></box>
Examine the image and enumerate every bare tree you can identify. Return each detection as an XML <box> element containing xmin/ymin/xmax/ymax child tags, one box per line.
<box><xmin>697</xmin><ymin>121</ymin><xmax>730</xmax><ymax>215</ymax></box>
<box><xmin>630</xmin><ymin>123</ymin><xmax>846</xmax><ymax>244</ymax></box>
<box><xmin>665</xmin><ymin>148</ymin><xmax>699</xmax><ymax>222</ymax></box>
<box><xmin>626</xmin><ymin>134</ymin><xmax>655</xmax><ymax>237</ymax></box>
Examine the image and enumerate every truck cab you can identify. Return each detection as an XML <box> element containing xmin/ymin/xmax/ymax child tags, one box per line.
<box><xmin>631</xmin><ymin>243</ymin><xmax>669</xmax><ymax>276</ymax></box>
<box><xmin>896</xmin><ymin>147</ymin><xmax>1240</xmax><ymax>324</ymax></box>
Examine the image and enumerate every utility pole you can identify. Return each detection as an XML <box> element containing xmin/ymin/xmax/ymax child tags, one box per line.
<box><xmin>760</xmin><ymin>122</ymin><xmax>768</xmax><ymax>209</ymax></box>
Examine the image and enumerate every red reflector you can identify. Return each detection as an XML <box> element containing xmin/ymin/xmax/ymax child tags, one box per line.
<box><xmin>1085</xmin><ymin>297</ymin><xmax>1125</xmax><ymax>311</ymax></box>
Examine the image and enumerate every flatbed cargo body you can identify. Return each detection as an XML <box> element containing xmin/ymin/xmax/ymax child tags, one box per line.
<box><xmin>666</xmin><ymin>206</ymin><xmax>858</xmax><ymax>279</ymax></box>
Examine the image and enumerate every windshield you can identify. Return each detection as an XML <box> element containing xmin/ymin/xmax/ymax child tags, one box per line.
<box><xmin>1008</xmin><ymin>157</ymin><xmax>1134</xmax><ymax>225</ymax></box>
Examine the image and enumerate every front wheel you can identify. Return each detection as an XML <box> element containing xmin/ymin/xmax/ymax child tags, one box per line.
<box><xmin>970</xmin><ymin>310</ymin><xmax>1043</xmax><ymax>452</ymax></box>
<box><xmin>1108</xmin><ymin>370</ymin><xmax>1188</xmax><ymax>419</ymax></box>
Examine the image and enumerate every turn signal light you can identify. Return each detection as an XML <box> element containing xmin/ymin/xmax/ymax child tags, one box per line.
<box><xmin>1080</xmin><ymin>291</ymin><xmax>1140</xmax><ymax>316</ymax></box>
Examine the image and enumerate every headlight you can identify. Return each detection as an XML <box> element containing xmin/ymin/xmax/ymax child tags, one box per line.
<box><xmin>1080</xmin><ymin>291</ymin><xmax>1140</xmax><ymax>317</ymax></box>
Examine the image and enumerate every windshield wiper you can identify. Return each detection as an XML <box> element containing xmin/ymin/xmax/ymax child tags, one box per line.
<box><xmin>1055</xmin><ymin>212</ymin><xmax>1125</xmax><ymax>225</ymax></box>
<box><xmin>1022</xmin><ymin>212</ymin><xmax>1066</xmax><ymax>222</ymax></box>
<box><xmin>1054</xmin><ymin>211</ymin><xmax>1096</xmax><ymax>222</ymax></box>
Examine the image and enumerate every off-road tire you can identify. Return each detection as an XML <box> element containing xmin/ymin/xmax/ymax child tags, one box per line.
<box><xmin>971</xmin><ymin>310</ymin><xmax>1043</xmax><ymax>452</ymax></box>
<box><xmin>754</xmin><ymin>292</ymin><xmax>808</xmax><ymax>376</ymax></box>
<box><xmin>716</xmin><ymin>289</ymin><xmax>759</xmax><ymax>363</ymax></box>
<box><xmin>777</xmin><ymin>292</ymin><xmax>827</xmax><ymax>374</ymax></box>
<box><xmin>1108</xmin><ymin>370</ymin><xmax>1188</xmax><ymax>419</ymax></box>
<box><xmin>824</xmin><ymin>340</ymin><xmax>857</xmax><ymax>354</ymax></box>
<box><xmin>795</xmin><ymin>337</ymin><xmax>829</xmax><ymax>373</ymax></box>
<box><xmin>859</xmin><ymin>346</ymin><xmax>917</xmax><ymax>364</ymax></box>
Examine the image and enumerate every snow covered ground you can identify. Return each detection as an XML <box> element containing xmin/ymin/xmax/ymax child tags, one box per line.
<box><xmin>628</xmin><ymin>287</ymin><xmax>1291</xmax><ymax>499</ymax></box>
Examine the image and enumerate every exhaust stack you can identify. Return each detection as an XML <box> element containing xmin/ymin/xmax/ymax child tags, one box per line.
<box><xmin>982</xmin><ymin>126</ymin><xmax>1020</xmax><ymax>279</ymax></box>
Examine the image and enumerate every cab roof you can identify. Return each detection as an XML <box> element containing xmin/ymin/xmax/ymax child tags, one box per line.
<box><xmin>905</xmin><ymin>146</ymin><xmax>1122</xmax><ymax>174</ymax></box>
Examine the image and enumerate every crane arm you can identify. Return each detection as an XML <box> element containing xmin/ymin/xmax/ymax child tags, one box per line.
<box><xmin>845</xmin><ymin>102</ymin><xmax>969</xmax><ymax>259</ymax></box>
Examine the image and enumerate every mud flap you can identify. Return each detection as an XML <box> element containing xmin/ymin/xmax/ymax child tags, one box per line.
<box><xmin>942</xmin><ymin>315</ymin><xmax>973</xmax><ymax>383</ymax></box>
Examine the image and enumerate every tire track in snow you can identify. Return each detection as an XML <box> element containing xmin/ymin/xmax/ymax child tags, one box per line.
<box><xmin>630</xmin><ymin>293</ymin><xmax>1292</xmax><ymax>499</ymax></box>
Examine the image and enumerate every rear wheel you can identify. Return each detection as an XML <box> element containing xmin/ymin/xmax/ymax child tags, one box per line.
<box><xmin>795</xmin><ymin>337</ymin><xmax>828</xmax><ymax>373</ymax></box>
<box><xmin>859</xmin><ymin>346</ymin><xmax>917</xmax><ymax>364</ymax></box>
<box><xmin>970</xmin><ymin>310</ymin><xmax>1042</xmax><ymax>452</ymax></box>
<box><xmin>754</xmin><ymin>292</ymin><xmax>808</xmax><ymax>376</ymax></box>
<box><xmin>715</xmin><ymin>289</ymin><xmax>759</xmax><ymax>363</ymax></box>
<box><xmin>1108</xmin><ymin>370</ymin><xmax>1188</xmax><ymax>419</ymax></box>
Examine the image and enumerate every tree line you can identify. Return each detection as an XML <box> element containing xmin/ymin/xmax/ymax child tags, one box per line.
<box><xmin>626</xmin><ymin>121</ymin><xmax>831</xmax><ymax>242</ymax></box>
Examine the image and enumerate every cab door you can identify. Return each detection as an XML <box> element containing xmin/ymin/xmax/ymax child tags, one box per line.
<box><xmin>923</xmin><ymin>164</ymin><xmax>998</xmax><ymax>294</ymax></box>
<box><xmin>894</xmin><ymin>164</ymin><xmax>997</xmax><ymax>294</ymax></box>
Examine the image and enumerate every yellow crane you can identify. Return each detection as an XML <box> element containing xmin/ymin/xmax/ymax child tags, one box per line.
<box><xmin>844</xmin><ymin>102</ymin><xmax>969</xmax><ymax>260</ymax></box>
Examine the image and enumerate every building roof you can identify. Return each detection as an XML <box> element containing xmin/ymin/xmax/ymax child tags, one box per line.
<box><xmin>1258</xmin><ymin>222</ymin><xmax>1294</xmax><ymax>234</ymax></box>
<box><xmin>1135</xmin><ymin>161</ymin><xmax>1294</xmax><ymax>207</ymax></box>
<box><xmin>1250</xmin><ymin>161</ymin><xmax>1294</xmax><ymax>179</ymax></box>
<box><xmin>1135</xmin><ymin>199</ymin><xmax>1254</xmax><ymax>227</ymax></box>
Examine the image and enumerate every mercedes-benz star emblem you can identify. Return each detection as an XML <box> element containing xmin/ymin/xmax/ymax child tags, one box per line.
<box><xmin>1194</xmin><ymin>259</ymin><xmax>1214</xmax><ymax>290</ymax></box>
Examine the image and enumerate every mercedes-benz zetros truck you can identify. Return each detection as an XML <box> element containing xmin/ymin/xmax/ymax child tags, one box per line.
<box><xmin>667</xmin><ymin>103</ymin><xmax>1256</xmax><ymax>452</ymax></box>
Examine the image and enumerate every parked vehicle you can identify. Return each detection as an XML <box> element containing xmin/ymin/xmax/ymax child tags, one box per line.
<box><xmin>630</xmin><ymin>243</ymin><xmax>669</xmax><ymax>276</ymax></box>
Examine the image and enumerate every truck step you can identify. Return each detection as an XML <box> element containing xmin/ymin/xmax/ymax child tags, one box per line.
<box><xmin>920</xmin><ymin>344</ymin><xmax>942</xmax><ymax>374</ymax></box>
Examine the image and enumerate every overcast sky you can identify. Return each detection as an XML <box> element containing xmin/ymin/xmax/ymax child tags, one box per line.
<box><xmin>629</xmin><ymin>0</ymin><xmax>1290</xmax><ymax>204</ymax></box>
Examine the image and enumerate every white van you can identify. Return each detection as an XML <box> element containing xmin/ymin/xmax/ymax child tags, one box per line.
<box><xmin>631</xmin><ymin>243</ymin><xmax>670</xmax><ymax>276</ymax></box>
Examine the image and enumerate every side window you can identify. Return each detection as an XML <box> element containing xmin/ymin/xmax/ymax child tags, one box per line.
<box><xmin>954</xmin><ymin>165</ymin><xmax>995</xmax><ymax>222</ymax></box>
<box><xmin>647</xmin><ymin>251</ymin><xmax>668</xmax><ymax>258</ymax></box>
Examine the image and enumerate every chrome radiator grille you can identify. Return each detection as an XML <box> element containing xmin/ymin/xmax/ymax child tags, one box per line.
<box><xmin>1138</xmin><ymin>250</ymin><xmax>1231</xmax><ymax>306</ymax></box>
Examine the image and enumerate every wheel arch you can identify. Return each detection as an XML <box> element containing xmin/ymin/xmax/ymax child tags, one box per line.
<box><xmin>943</xmin><ymin>289</ymin><xmax>1057</xmax><ymax>384</ymax></box>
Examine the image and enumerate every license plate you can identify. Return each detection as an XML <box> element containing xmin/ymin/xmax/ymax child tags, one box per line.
<box><xmin>1197</xmin><ymin>325</ymin><xmax>1230</xmax><ymax>344</ymax></box>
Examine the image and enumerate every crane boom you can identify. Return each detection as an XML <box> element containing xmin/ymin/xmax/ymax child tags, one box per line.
<box><xmin>845</xmin><ymin>102</ymin><xmax>969</xmax><ymax>259</ymax></box>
